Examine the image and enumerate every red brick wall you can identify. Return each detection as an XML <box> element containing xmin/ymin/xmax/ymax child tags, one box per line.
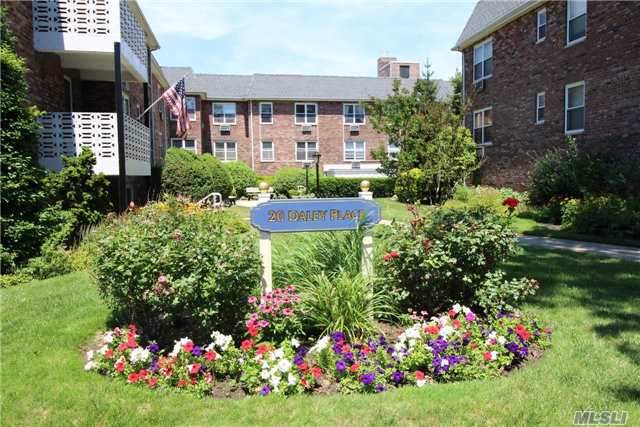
<box><xmin>463</xmin><ymin>1</ymin><xmax>640</xmax><ymax>189</ymax></box>
<box><xmin>4</xmin><ymin>1</ymin><xmax>65</xmax><ymax>112</ymax></box>
<box><xmin>170</xmin><ymin>100</ymin><xmax>390</xmax><ymax>175</ymax></box>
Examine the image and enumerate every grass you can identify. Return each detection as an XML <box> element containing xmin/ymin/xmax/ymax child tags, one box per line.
<box><xmin>2</xmin><ymin>248</ymin><xmax>639</xmax><ymax>426</ymax></box>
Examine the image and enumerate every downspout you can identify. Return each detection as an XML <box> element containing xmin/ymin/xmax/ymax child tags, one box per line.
<box><xmin>249</xmin><ymin>99</ymin><xmax>255</xmax><ymax>170</ymax></box>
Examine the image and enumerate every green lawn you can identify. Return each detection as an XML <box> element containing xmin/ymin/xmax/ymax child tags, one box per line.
<box><xmin>2</xmin><ymin>248</ymin><xmax>639</xmax><ymax>426</ymax></box>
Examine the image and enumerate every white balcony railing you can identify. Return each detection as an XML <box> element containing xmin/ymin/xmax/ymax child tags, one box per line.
<box><xmin>32</xmin><ymin>0</ymin><xmax>148</xmax><ymax>81</ymax></box>
<box><xmin>38</xmin><ymin>112</ymin><xmax>150</xmax><ymax>176</ymax></box>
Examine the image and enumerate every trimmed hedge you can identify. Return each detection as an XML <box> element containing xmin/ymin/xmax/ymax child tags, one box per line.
<box><xmin>161</xmin><ymin>148</ymin><xmax>232</xmax><ymax>200</ymax></box>
<box><xmin>223</xmin><ymin>161</ymin><xmax>257</xmax><ymax>198</ymax></box>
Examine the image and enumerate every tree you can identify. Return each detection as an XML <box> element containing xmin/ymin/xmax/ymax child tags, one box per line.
<box><xmin>450</xmin><ymin>70</ymin><xmax>463</xmax><ymax>118</ymax></box>
<box><xmin>0</xmin><ymin>8</ymin><xmax>47</xmax><ymax>271</ymax></box>
<box><xmin>367</xmin><ymin>63</ymin><xmax>477</xmax><ymax>204</ymax></box>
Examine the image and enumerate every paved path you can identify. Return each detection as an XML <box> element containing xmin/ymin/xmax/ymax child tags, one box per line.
<box><xmin>518</xmin><ymin>235</ymin><xmax>640</xmax><ymax>263</ymax></box>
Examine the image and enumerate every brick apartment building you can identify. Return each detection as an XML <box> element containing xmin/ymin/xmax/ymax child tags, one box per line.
<box><xmin>163</xmin><ymin>59</ymin><xmax>452</xmax><ymax>177</ymax></box>
<box><xmin>4</xmin><ymin>0</ymin><xmax>169</xmax><ymax>208</ymax></box>
<box><xmin>454</xmin><ymin>0</ymin><xmax>640</xmax><ymax>189</ymax></box>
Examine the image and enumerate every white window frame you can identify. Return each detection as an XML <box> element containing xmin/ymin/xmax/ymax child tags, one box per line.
<box><xmin>295</xmin><ymin>141</ymin><xmax>318</xmax><ymax>162</ymax></box>
<box><xmin>294</xmin><ymin>103</ymin><xmax>318</xmax><ymax>125</ymax></box>
<box><xmin>387</xmin><ymin>142</ymin><xmax>400</xmax><ymax>160</ymax></box>
<box><xmin>536</xmin><ymin>92</ymin><xmax>545</xmax><ymax>124</ymax></box>
<box><xmin>170</xmin><ymin>138</ymin><xmax>197</xmax><ymax>153</ymax></box>
<box><xmin>259</xmin><ymin>102</ymin><xmax>273</xmax><ymax>124</ymax></box>
<box><xmin>473</xmin><ymin>107</ymin><xmax>493</xmax><ymax>146</ymax></box>
<box><xmin>567</xmin><ymin>0</ymin><xmax>587</xmax><ymax>46</ymax></box>
<box><xmin>343</xmin><ymin>103</ymin><xmax>366</xmax><ymax>125</ymax></box>
<box><xmin>537</xmin><ymin>9</ymin><xmax>547</xmax><ymax>43</ymax></box>
<box><xmin>213</xmin><ymin>103</ymin><xmax>237</xmax><ymax>125</ymax></box>
<box><xmin>343</xmin><ymin>140</ymin><xmax>366</xmax><ymax>161</ymax></box>
<box><xmin>213</xmin><ymin>141</ymin><xmax>237</xmax><ymax>161</ymax></box>
<box><xmin>473</xmin><ymin>38</ymin><xmax>493</xmax><ymax>83</ymax></box>
<box><xmin>186</xmin><ymin>96</ymin><xmax>197</xmax><ymax>121</ymax></box>
<box><xmin>565</xmin><ymin>81</ymin><xmax>585</xmax><ymax>135</ymax></box>
<box><xmin>260</xmin><ymin>140</ymin><xmax>274</xmax><ymax>162</ymax></box>
<box><xmin>399</xmin><ymin>65</ymin><xmax>411</xmax><ymax>79</ymax></box>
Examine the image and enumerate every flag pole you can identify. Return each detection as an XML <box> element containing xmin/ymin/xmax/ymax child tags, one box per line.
<box><xmin>136</xmin><ymin>73</ymin><xmax>190</xmax><ymax>120</ymax></box>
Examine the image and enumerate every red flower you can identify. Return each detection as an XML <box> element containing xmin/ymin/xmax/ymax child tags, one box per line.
<box><xmin>247</xmin><ymin>325</ymin><xmax>259</xmax><ymax>337</ymax></box>
<box><xmin>182</xmin><ymin>341</ymin><xmax>194</xmax><ymax>353</ymax></box>
<box><xmin>300</xmin><ymin>378</ymin><xmax>309</xmax><ymax>388</ymax></box>
<box><xmin>138</xmin><ymin>369</ymin><xmax>148</xmax><ymax>379</ymax></box>
<box><xmin>361</xmin><ymin>345</ymin><xmax>371</xmax><ymax>355</ymax></box>
<box><xmin>448</xmin><ymin>309</ymin><xmax>458</xmax><ymax>319</ymax></box>
<box><xmin>128</xmin><ymin>324</ymin><xmax>137</xmax><ymax>334</ymax></box>
<box><xmin>382</xmin><ymin>251</ymin><xmax>400</xmax><ymax>262</ymax></box>
<box><xmin>118</xmin><ymin>342</ymin><xmax>129</xmax><ymax>352</ymax></box>
<box><xmin>297</xmin><ymin>362</ymin><xmax>308</xmax><ymax>371</ymax></box>
<box><xmin>311</xmin><ymin>366</ymin><xmax>322</xmax><ymax>379</ymax></box>
<box><xmin>415</xmin><ymin>370</ymin><xmax>425</xmax><ymax>380</ymax></box>
<box><xmin>240</xmin><ymin>339</ymin><xmax>253</xmax><ymax>351</ymax></box>
<box><xmin>177</xmin><ymin>379</ymin><xmax>187</xmax><ymax>388</ymax></box>
<box><xmin>189</xmin><ymin>363</ymin><xmax>200</xmax><ymax>375</ymax></box>
<box><xmin>515</xmin><ymin>324</ymin><xmax>530</xmax><ymax>341</ymax></box>
<box><xmin>483</xmin><ymin>352</ymin><xmax>492</xmax><ymax>361</ymax></box>
<box><xmin>424</xmin><ymin>325</ymin><xmax>440</xmax><ymax>335</ymax></box>
<box><xmin>350</xmin><ymin>364</ymin><xmax>360</xmax><ymax>373</ymax></box>
<box><xmin>104</xmin><ymin>348</ymin><xmax>114</xmax><ymax>359</ymax></box>
<box><xmin>502</xmin><ymin>197</ymin><xmax>520</xmax><ymax>209</ymax></box>
<box><xmin>114</xmin><ymin>358</ymin><xmax>125</xmax><ymax>373</ymax></box>
<box><xmin>452</xmin><ymin>319</ymin><xmax>461</xmax><ymax>329</ymax></box>
<box><xmin>127</xmin><ymin>332</ymin><xmax>137</xmax><ymax>348</ymax></box>
<box><xmin>205</xmin><ymin>351</ymin><xmax>217</xmax><ymax>361</ymax></box>
<box><xmin>147</xmin><ymin>377</ymin><xmax>159</xmax><ymax>389</ymax></box>
<box><xmin>127</xmin><ymin>372</ymin><xmax>139</xmax><ymax>383</ymax></box>
<box><xmin>256</xmin><ymin>343</ymin><xmax>269</xmax><ymax>356</ymax></box>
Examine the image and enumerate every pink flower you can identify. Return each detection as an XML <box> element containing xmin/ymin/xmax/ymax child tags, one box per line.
<box><xmin>261</xmin><ymin>306</ymin><xmax>273</xmax><ymax>314</ymax></box>
<box><xmin>282</xmin><ymin>308</ymin><xmax>294</xmax><ymax>316</ymax></box>
<box><xmin>466</xmin><ymin>312</ymin><xmax>476</xmax><ymax>322</ymax></box>
<box><xmin>258</xmin><ymin>320</ymin><xmax>269</xmax><ymax>328</ymax></box>
<box><xmin>248</xmin><ymin>296</ymin><xmax>257</xmax><ymax>304</ymax></box>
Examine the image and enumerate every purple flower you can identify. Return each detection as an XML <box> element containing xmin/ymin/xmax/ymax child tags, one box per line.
<box><xmin>336</xmin><ymin>360</ymin><xmax>346</xmax><ymax>373</ymax></box>
<box><xmin>147</xmin><ymin>342</ymin><xmax>159</xmax><ymax>353</ymax></box>
<box><xmin>518</xmin><ymin>346</ymin><xmax>529</xmax><ymax>358</ymax></box>
<box><xmin>192</xmin><ymin>346</ymin><xmax>202</xmax><ymax>356</ymax></box>
<box><xmin>391</xmin><ymin>370</ymin><xmax>404</xmax><ymax>384</ymax></box>
<box><xmin>465</xmin><ymin>312</ymin><xmax>475</xmax><ymax>322</ymax></box>
<box><xmin>378</xmin><ymin>335</ymin><xmax>387</xmax><ymax>346</ymax></box>
<box><xmin>375</xmin><ymin>383</ymin><xmax>385</xmax><ymax>393</ymax></box>
<box><xmin>433</xmin><ymin>354</ymin><xmax>464</xmax><ymax>376</ymax></box>
<box><xmin>293</xmin><ymin>353</ymin><xmax>305</xmax><ymax>366</ymax></box>
<box><xmin>149</xmin><ymin>357</ymin><xmax>159</xmax><ymax>372</ymax></box>
<box><xmin>343</xmin><ymin>352</ymin><xmax>354</xmax><ymax>363</ymax></box>
<box><xmin>429</xmin><ymin>337</ymin><xmax>448</xmax><ymax>355</ymax></box>
<box><xmin>505</xmin><ymin>342</ymin><xmax>519</xmax><ymax>355</ymax></box>
<box><xmin>332</xmin><ymin>343</ymin><xmax>343</xmax><ymax>355</ymax></box>
<box><xmin>360</xmin><ymin>372</ymin><xmax>376</xmax><ymax>386</ymax></box>
<box><xmin>260</xmin><ymin>385</ymin><xmax>271</xmax><ymax>396</ymax></box>
<box><xmin>331</xmin><ymin>331</ymin><xmax>346</xmax><ymax>343</ymax></box>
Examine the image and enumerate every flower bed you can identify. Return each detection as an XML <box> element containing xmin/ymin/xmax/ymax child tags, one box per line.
<box><xmin>85</xmin><ymin>303</ymin><xmax>551</xmax><ymax>397</ymax></box>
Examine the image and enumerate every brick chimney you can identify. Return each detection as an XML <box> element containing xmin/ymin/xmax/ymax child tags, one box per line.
<box><xmin>377</xmin><ymin>57</ymin><xmax>420</xmax><ymax>78</ymax></box>
<box><xmin>377</xmin><ymin>57</ymin><xmax>396</xmax><ymax>77</ymax></box>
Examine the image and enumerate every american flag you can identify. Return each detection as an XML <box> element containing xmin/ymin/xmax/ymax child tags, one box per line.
<box><xmin>162</xmin><ymin>78</ymin><xmax>190</xmax><ymax>136</ymax></box>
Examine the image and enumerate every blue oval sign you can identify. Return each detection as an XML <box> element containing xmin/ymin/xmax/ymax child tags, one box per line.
<box><xmin>250</xmin><ymin>198</ymin><xmax>381</xmax><ymax>233</ymax></box>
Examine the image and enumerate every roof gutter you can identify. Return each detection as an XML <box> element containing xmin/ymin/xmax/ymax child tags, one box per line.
<box><xmin>452</xmin><ymin>0</ymin><xmax>544</xmax><ymax>51</ymax></box>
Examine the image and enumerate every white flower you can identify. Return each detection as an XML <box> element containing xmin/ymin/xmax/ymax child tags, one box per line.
<box><xmin>488</xmin><ymin>331</ymin><xmax>497</xmax><ymax>340</ymax></box>
<box><xmin>438</xmin><ymin>315</ymin><xmax>449</xmax><ymax>326</ymax></box>
<box><xmin>309</xmin><ymin>336</ymin><xmax>331</xmax><ymax>354</ymax></box>
<box><xmin>462</xmin><ymin>306</ymin><xmax>471</xmax><ymax>315</ymax></box>
<box><xmin>497</xmin><ymin>336</ymin><xmax>506</xmax><ymax>345</ymax></box>
<box><xmin>211</xmin><ymin>331</ymin><xmax>232</xmax><ymax>351</ymax></box>
<box><xmin>405</xmin><ymin>324</ymin><xmax>421</xmax><ymax>340</ymax></box>
<box><xmin>84</xmin><ymin>361</ymin><xmax>96</xmax><ymax>371</ymax></box>
<box><xmin>277</xmin><ymin>359</ymin><xmax>292</xmax><ymax>373</ymax></box>
<box><xmin>440</xmin><ymin>326</ymin><xmax>454</xmax><ymax>337</ymax></box>
<box><xmin>440</xmin><ymin>358</ymin><xmax>449</xmax><ymax>367</ymax></box>
<box><xmin>416</xmin><ymin>379</ymin><xmax>427</xmax><ymax>388</ymax></box>
<box><xmin>129</xmin><ymin>347</ymin><xmax>150</xmax><ymax>364</ymax></box>
<box><xmin>85</xmin><ymin>350</ymin><xmax>94</xmax><ymax>361</ymax></box>
<box><xmin>261</xmin><ymin>361</ymin><xmax>270</xmax><ymax>370</ymax></box>
<box><xmin>490</xmin><ymin>351</ymin><xmax>498</xmax><ymax>361</ymax></box>
<box><xmin>260</xmin><ymin>370</ymin><xmax>271</xmax><ymax>380</ymax></box>
<box><xmin>270</xmin><ymin>375</ymin><xmax>281</xmax><ymax>390</ymax></box>
<box><xmin>102</xmin><ymin>332</ymin><xmax>114</xmax><ymax>344</ymax></box>
<box><xmin>287</xmin><ymin>373</ymin><xmax>298</xmax><ymax>386</ymax></box>
<box><xmin>398</xmin><ymin>333</ymin><xmax>407</xmax><ymax>343</ymax></box>
<box><xmin>273</xmin><ymin>348</ymin><xmax>285</xmax><ymax>360</ymax></box>
<box><xmin>408</xmin><ymin>338</ymin><xmax>417</xmax><ymax>348</ymax></box>
<box><xmin>452</xmin><ymin>303</ymin><xmax>462</xmax><ymax>314</ymax></box>
<box><xmin>97</xmin><ymin>345</ymin><xmax>109</xmax><ymax>355</ymax></box>
<box><xmin>291</xmin><ymin>338</ymin><xmax>300</xmax><ymax>348</ymax></box>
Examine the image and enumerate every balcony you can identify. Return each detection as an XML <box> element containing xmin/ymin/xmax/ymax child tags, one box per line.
<box><xmin>38</xmin><ymin>112</ymin><xmax>151</xmax><ymax>176</ymax></box>
<box><xmin>32</xmin><ymin>0</ymin><xmax>149</xmax><ymax>82</ymax></box>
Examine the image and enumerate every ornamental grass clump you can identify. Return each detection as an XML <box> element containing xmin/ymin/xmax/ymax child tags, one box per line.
<box><xmin>90</xmin><ymin>197</ymin><xmax>261</xmax><ymax>344</ymax></box>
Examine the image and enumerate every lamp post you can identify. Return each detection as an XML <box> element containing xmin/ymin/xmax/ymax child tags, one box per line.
<box><xmin>303</xmin><ymin>163</ymin><xmax>310</xmax><ymax>194</ymax></box>
<box><xmin>312</xmin><ymin>151</ymin><xmax>321</xmax><ymax>196</ymax></box>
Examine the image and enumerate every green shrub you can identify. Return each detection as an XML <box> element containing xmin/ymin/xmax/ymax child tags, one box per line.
<box><xmin>452</xmin><ymin>184</ymin><xmax>472</xmax><ymax>202</ymax></box>
<box><xmin>394</xmin><ymin>168</ymin><xmax>425</xmax><ymax>203</ymax></box>
<box><xmin>272</xmin><ymin>167</ymin><xmax>307</xmax><ymax>197</ymax></box>
<box><xmin>161</xmin><ymin>148</ymin><xmax>232</xmax><ymax>200</ymax></box>
<box><xmin>376</xmin><ymin>206</ymin><xmax>530</xmax><ymax>314</ymax></box>
<box><xmin>90</xmin><ymin>197</ymin><xmax>260</xmax><ymax>344</ymax></box>
<box><xmin>474</xmin><ymin>271</ymin><xmax>539</xmax><ymax>315</ymax></box>
<box><xmin>223</xmin><ymin>161</ymin><xmax>257</xmax><ymax>198</ymax></box>
<box><xmin>22</xmin><ymin>244</ymin><xmax>73</xmax><ymax>280</ymax></box>
<box><xmin>298</xmin><ymin>272</ymin><xmax>396</xmax><ymax>341</ymax></box>
<box><xmin>0</xmin><ymin>270</ymin><xmax>32</xmax><ymax>288</ymax></box>
<box><xmin>529</xmin><ymin>141</ymin><xmax>581</xmax><ymax>207</ymax></box>
<box><xmin>570</xmin><ymin>196</ymin><xmax>640</xmax><ymax>238</ymax></box>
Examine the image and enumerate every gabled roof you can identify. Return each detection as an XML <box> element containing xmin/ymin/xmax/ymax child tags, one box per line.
<box><xmin>162</xmin><ymin>66</ymin><xmax>452</xmax><ymax>101</ymax></box>
<box><xmin>454</xmin><ymin>0</ymin><xmax>543</xmax><ymax>50</ymax></box>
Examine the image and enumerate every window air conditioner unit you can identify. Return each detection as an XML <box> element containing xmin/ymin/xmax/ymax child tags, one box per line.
<box><xmin>220</xmin><ymin>125</ymin><xmax>231</xmax><ymax>132</ymax></box>
<box><xmin>302</xmin><ymin>125</ymin><xmax>313</xmax><ymax>133</ymax></box>
<box><xmin>349</xmin><ymin>125</ymin><xmax>360</xmax><ymax>133</ymax></box>
<box><xmin>474</xmin><ymin>79</ymin><xmax>486</xmax><ymax>91</ymax></box>
<box><xmin>351</xmin><ymin>162</ymin><xmax>361</xmax><ymax>170</ymax></box>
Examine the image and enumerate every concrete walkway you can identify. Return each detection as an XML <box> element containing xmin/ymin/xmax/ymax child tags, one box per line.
<box><xmin>518</xmin><ymin>235</ymin><xmax>640</xmax><ymax>263</ymax></box>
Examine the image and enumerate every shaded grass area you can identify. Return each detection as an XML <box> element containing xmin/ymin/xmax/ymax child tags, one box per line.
<box><xmin>2</xmin><ymin>248</ymin><xmax>639</xmax><ymax>426</ymax></box>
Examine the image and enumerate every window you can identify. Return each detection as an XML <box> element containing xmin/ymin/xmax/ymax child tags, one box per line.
<box><xmin>344</xmin><ymin>140</ymin><xmax>365</xmax><ymax>161</ymax></box>
<box><xmin>214</xmin><ymin>141</ymin><xmax>237</xmax><ymax>161</ymax></box>
<box><xmin>296</xmin><ymin>141</ymin><xmax>317</xmax><ymax>162</ymax></box>
<box><xmin>343</xmin><ymin>103</ymin><xmax>365</xmax><ymax>124</ymax></box>
<box><xmin>122</xmin><ymin>93</ymin><xmax>130</xmax><ymax>116</ymax></box>
<box><xmin>171</xmin><ymin>138</ymin><xmax>196</xmax><ymax>153</ymax></box>
<box><xmin>388</xmin><ymin>142</ymin><xmax>400</xmax><ymax>160</ymax></box>
<box><xmin>473</xmin><ymin>108</ymin><xmax>493</xmax><ymax>145</ymax></box>
<box><xmin>565</xmin><ymin>82</ymin><xmax>585</xmax><ymax>134</ymax></box>
<box><xmin>295</xmin><ymin>103</ymin><xmax>317</xmax><ymax>125</ymax></box>
<box><xmin>536</xmin><ymin>92</ymin><xmax>545</xmax><ymax>124</ymax></box>
<box><xmin>473</xmin><ymin>39</ymin><xmax>493</xmax><ymax>82</ymax></box>
<box><xmin>213</xmin><ymin>103</ymin><xmax>236</xmax><ymax>124</ymax></box>
<box><xmin>260</xmin><ymin>102</ymin><xmax>273</xmax><ymax>124</ymax></box>
<box><xmin>537</xmin><ymin>9</ymin><xmax>547</xmax><ymax>42</ymax></box>
<box><xmin>63</xmin><ymin>75</ymin><xmax>72</xmax><ymax>112</ymax></box>
<box><xmin>567</xmin><ymin>0</ymin><xmax>587</xmax><ymax>45</ymax></box>
<box><xmin>261</xmin><ymin>140</ymin><xmax>274</xmax><ymax>161</ymax></box>
<box><xmin>399</xmin><ymin>65</ymin><xmax>411</xmax><ymax>79</ymax></box>
<box><xmin>186</xmin><ymin>96</ymin><xmax>196</xmax><ymax>121</ymax></box>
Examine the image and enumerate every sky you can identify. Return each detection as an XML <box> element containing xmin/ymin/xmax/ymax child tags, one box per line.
<box><xmin>139</xmin><ymin>0</ymin><xmax>477</xmax><ymax>80</ymax></box>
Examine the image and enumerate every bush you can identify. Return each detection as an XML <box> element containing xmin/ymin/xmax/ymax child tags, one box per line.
<box><xmin>90</xmin><ymin>198</ymin><xmax>260</xmax><ymax>344</ymax></box>
<box><xmin>394</xmin><ymin>168</ymin><xmax>426</xmax><ymax>203</ymax></box>
<box><xmin>529</xmin><ymin>141</ymin><xmax>581</xmax><ymax>207</ymax></box>
<box><xmin>22</xmin><ymin>243</ymin><xmax>73</xmax><ymax>280</ymax></box>
<box><xmin>564</xmin><ymin>196</ymin><xmax>640</xmax><ymax>238</ymax></box>
<box><xmin>376</xmin><ymin>206</ymin><xmax>531</xmax><ymax>314</ymax></box>
<box><xmin>272</xmin><ymin>167</ymin><xmax>307</xmax><ymax>197</ymax></box>
<box><xmin>223</xmin><ymin>161</ymin><xmax>257</xmax><ymax>198</ymax></box>
<box><xmin>298</xmin><ymin>272</ymin><xmax>396</xmax><ymax>341</ymax></box>
<box><xmin>161</xmin><ymin>148</ymin><xmax>232</xmax><ymax>200</ymax></box>
<box><xmin>318</xmin><ymin>177</ymin><xmax>395</xmax><ymax>198</ymax></box>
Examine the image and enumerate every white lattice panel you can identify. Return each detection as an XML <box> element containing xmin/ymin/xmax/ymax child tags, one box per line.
<box><xmin>38</xmin><ymin>112</ymin><xmax>119</xmax><ymax>175</ymax></box>
<box><xmin>120</xmin><ymin>0</ymin><xmax>148</xmax><ymax>70</ymax></box>
<box><xmin>124</xmin><ymin>115</ymin><xmax>151</xmax><ymax>176</ymax></box>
